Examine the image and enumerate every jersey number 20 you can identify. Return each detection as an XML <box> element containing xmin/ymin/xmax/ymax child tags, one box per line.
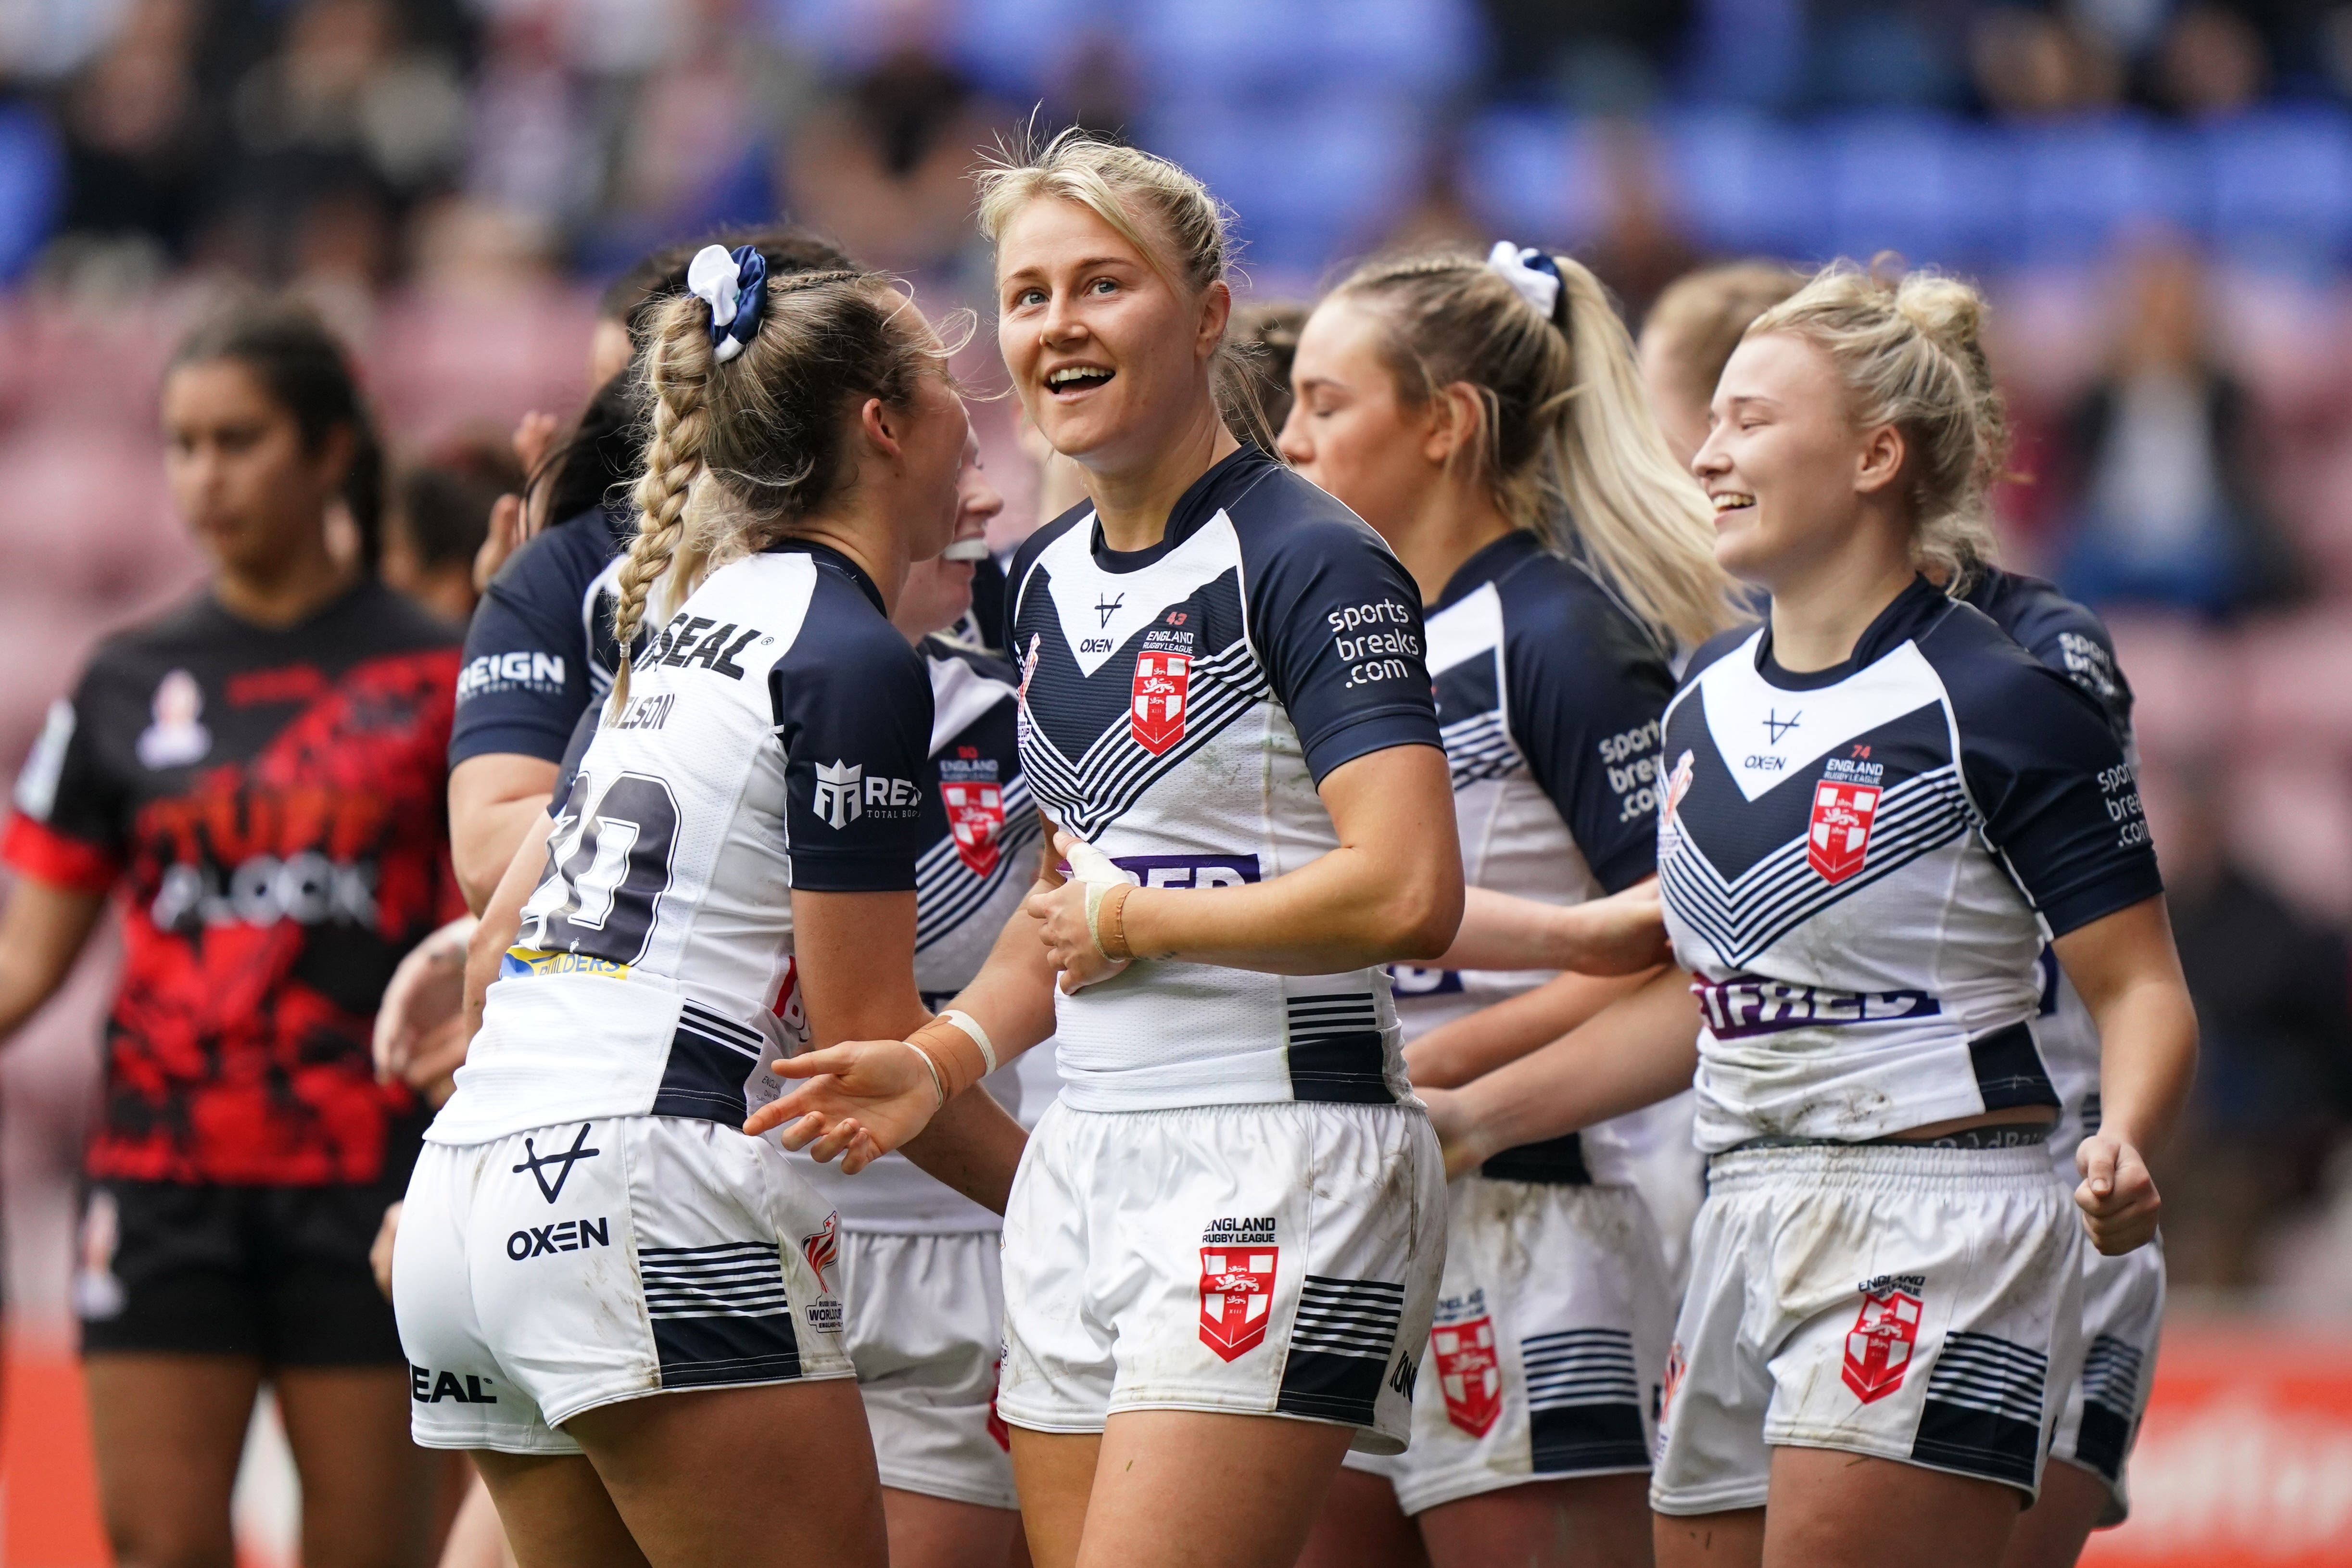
<box><xmin>521</xmin><ymin>771</ymin><xmax>681</xmax><ymax>966</ymax></box>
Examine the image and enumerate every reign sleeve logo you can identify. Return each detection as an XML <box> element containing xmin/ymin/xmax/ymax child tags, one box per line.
<box><xmin>811</xmin><ymin>760</ymin><xmax>922</xmax><ymax>829</ymax></box>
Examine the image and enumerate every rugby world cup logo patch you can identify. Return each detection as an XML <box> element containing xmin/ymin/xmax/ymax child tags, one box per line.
<box><xmin>1808</xmin><ymin>781</ymin><xmax>1882</xmax><ymax>884</ymax></box>
<box><xmin>1842</xmin><ymin>1278</ymin><xmax>1923</xmax><ymax>1403</ymax></box>
<box><xmin>1131</xmin><ymin>650</ymin><xmax>1190</xmax><ymax>755</ymax></box>
<box><xmin>1198</xmin><ymin>1215</ymin><xmax>1277</xmax><ymax>1362</ymax></box>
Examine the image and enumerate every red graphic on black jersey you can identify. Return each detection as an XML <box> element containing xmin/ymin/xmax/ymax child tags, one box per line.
<box><xmin>1842</xmin><ymin>1287</ymin><xmax>1922</xmax><ymax>1403</ymax></box>
<box><xmin>1433</xmin><ymin>1315</ymin><xmax>1502</xmax><ymax>1437</ymax></box>
<box><xmin>1199</xmin><ymin>1246</ymin><xmax>1277</xmax><ymax>1361</ymax></box>
<box><xmin>40</xmin><ymin>646</ymin><xmax>461</xmax><ymax>1185</ymax></box>
<box><xmin>1807</xmin><ymin>781</ymin><xmax>1882</xmax><ymax>884</ymax></box>
<box><xmin>942</xmin><ymin>781</ymin><xmax>1005</xmax><ymax>876</ymax></box>
<box><xmin>1131</xmin><ymin>651</ymin><xmax>1190</xmax><ymax>755</ymax></box>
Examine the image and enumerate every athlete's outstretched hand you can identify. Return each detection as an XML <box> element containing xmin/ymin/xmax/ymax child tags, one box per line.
<box><xmin>375</xmin><ymin>914</ymin><xmax>476</xmax><ymax>1101</ymax></box>
<box><xmin>1555</xmin><ymin>881</ymin><xmax>1673</xmax><ymax>974</ymax></box>
<box><xmin>747</xmin><ymin>1039</ymin><xmax>942</xmax><ymax>1173</ymax></box>
<box><xmin>1418</xmin><ymin>1087</ymin><xmax>1494</xmax><ymax>1181</ymax></box>
<box><xmin>1027</xmin><ymin>830</ymin><xmax>1134</xmax><ymax>994</ymax></box>
<box><xmin>2074</xmin><ymin>1132</ymin><xmax>2160</xmax><ymax>1254</ymax></box>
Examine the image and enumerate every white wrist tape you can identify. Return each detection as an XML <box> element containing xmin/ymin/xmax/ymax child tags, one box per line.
<box><xmin>936</xmin><ymin>1008</ymin><xmax>998</xmax><ymax>1077</ymax></box>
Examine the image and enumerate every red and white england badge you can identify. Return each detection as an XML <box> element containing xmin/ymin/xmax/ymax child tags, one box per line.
<box><xmin>1841</xmin><ymin>1286</ymin><xmax>1922</xmax><ymax>1403</ymax></box>
<box><xmin>941</xmin><ymin>781</ymin><xmax>1005</xmax><ymax>876</ymax></box>
<box><xmin>1807</xmin><ymin>781</ymin><xmax>1882</xmax><ymax>883</ymax></box>
<box><xmin>1131</xmin><ymin>650</ymin><xmax>1190</xmax><ymax>755</ymax></box>
<box><xmin>1198</xmin><ymin>1246</ymin><xmax>1277</xmax><ymax>1361</ymax></box>
<box><xmin>1432</xmin><ymin>1316</ymin><xmax>1502</xmax><ymax>1437</ymax></box>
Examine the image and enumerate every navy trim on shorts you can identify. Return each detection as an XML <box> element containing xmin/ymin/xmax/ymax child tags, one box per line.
<box><xmin>1479</xmin><ymin>1133</ymin><xmax>1593</xmax><ymax>1185</ymax></box>
<box><xmin>639</xmin><ymin>1241</ymin><xmax>804</xmax><ymax>1388</ymax></box>
<box><xmin>1910</xmin><ymin>1330</ymin><xmax>2048</xmax><ymax>1489</ymax></box>
<box><xmin>1526</xmin><ymin>1327</ymin><xmax>1649</xmax><ymax>1473</ymax></box>
<box><xmin>1276</xmin><ymin>1275</ymin><xmax>1404</xmax><ymax>1425</ymax></box>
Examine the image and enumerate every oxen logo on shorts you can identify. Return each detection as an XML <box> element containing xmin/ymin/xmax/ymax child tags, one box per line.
<box><xmin>1808</xmin><ymin>782</ymin><xmax>1882</xmax><ymax>884</ymax></box>
<box><xmin>1432</xmin><ymin>1315</ymin><xmax>1502</xmax><ymax>1437</ymax></box>
<box><xmin>1131</xmin><ymin>651</ymin><xmax>1190</xmax><ymax>755</ymax></box>
<box><xmin>1842</xmin><ymin>1279</ymin><xmax>1924</xmax><ymax>1404</ymax></box>
<box><xmin>1198</xmin><ymin>1215</ymin><xmax>1278</xmax><ymax>1362</ymax></box>
<box><xmin>513</xmin><ymin>1123</ymin><xmax>600</xmax><ymax>1203</ymax></box>
<box><xmin>942</xmin><ymin>781</ymin><xmax>1005</xmax><ymax>876</ymax></box>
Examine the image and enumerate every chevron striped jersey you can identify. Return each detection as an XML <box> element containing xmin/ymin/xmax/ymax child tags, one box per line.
<box><xmin>428</xmin><ymin>542</ymin><xmax>934</xmax><ymax>1146</ymax></box>
<box><xmin>1004</xmin><ymin>447</ymin><xmax>1442</xmax><ymax>1111</ymax></box>
<box><xmin>1657</xmin><ymin>576</ymin><xmax>2162</xmax><ymax>1151</ymax></box>
<box><xmin>1392</xmin><ymin>531</ymin><xmax>1675</xmax><ymax>1185</ymax></box>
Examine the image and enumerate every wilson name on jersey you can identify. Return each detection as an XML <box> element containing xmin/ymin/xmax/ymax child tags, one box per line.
<box><xmin>1005</xmin><ymin>448</ymin><xmax>1442</xmax><ymax>1113</ymax></box>
<box><xmin>1395</xmin><ymin>533</ymin><xmax>1676</xmax><ymax>1186</ymax></box>
<box><xmin>430</xmin><ymin>543</ymin><xmax>932</xmax><ymax>1147</ymax></box>
<box><xmin>1657</xmin><ymin>578</ymin><xmax>2161</xmax><ymax>1151</ymax></box>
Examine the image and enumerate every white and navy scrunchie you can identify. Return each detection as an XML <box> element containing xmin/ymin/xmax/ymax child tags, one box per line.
<box><xmin>686</xmin><ymin>243</ymin><xmax>769</xmax><ymax>364</ymax></box>
<box><xmin>1486</xmin><ymin>240</ymin><xmax>1568</xmax><ymax>330</ymax></box>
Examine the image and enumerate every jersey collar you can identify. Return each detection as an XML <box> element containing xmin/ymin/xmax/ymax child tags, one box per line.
<box><xmin>1753</xmin><ymin>573</ymin><xmax>1951</xmax><ymax>691</ymax></box>
<box><xmin>1089</xmin><ymin>445</ymin><xmax>1276</xmax><ymax>574</ymax></box>
<box><xmin>1431</xmin><ymin>529</ymin><xmax>1544</xmax><ymax>612</ymax></box>
<box><xmin>762</xmin><ymin>537</ymin><xmax>887</xmax><ymax>616</ymax></box>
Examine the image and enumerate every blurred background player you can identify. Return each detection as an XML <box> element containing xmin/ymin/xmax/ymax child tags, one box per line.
<box><xmin>1283</xmin><ymin>242</ymin><xmax>1736</xmax><ymax>1568</ymax></box>
<box><xmin>0</xmin><ymin>303</ymin><xmax>461</xmax><ymax>1568</ymax></box>
<box><xmin>382</xmin><ymin>434</ymin><xmax>525</xmax><ymax>627</ymax></box>
<box><xmin>757</xmin><ymin>131</ymin><xmax>1462</xmax><ymax>1568</ymax></box>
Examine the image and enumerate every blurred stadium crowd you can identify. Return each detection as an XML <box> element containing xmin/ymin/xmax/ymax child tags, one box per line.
<box><xmin>0</xmin><ymin>0</ymin><xmax>2350</xmax><ymax>1315</ymax></box>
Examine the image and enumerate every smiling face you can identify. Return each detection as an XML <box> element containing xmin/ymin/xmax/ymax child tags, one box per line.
<box><xmin>1278</xmin><ymin>296</ymin><xmax>1447</xmax><ymax>544</ymax></box>
<box><xmin>995</xmin><ymin>196</ymin><xmax>1228</xmax><ymax>477</ymax></box>
<box><xmin>1694</xmin><ymin>330</ymin><xmax>1899</xmax><ymax>591</ymax></box>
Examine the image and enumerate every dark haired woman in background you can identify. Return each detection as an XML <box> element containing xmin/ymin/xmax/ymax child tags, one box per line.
<box><xmin>0</xmin><ymin>303</ymin><xmax>463</xmax><ymax>1568</ymax></box>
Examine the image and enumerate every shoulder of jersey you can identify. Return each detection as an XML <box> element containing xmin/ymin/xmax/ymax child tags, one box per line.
<box><xmin>1219</xmin><ymin>452</ymin><xmax>1388</xmax><ymax>553</ymax></box>
<box><xmin>1915</xmin><ymin>591</ymin><xmax>2118</xmax><ymax>730</ymax></box>
<box><xmin>504</xmin><ymin>502</ymin><xmax>628</xmax><ymax>588</ymax></box>
<box><xmin>1489</xmin><ymin>549</ymin><xmax>1669</xmax><ymax>665</ymax></box>
<box><xmin>1967</xmin><ymin>567</ymin><xmax>2117</xmax><ymax>667</ymax></box>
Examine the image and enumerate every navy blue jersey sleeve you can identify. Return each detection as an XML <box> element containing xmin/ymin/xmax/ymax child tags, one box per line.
<box><xmin>1966</xmin><ymin>569</ymin><xmax>2135</xmax><ymax>751</ymax></box>
<box><xmin>1499</xmin><ymin>567</ymin><xmax>1677</xmax><ymax>892</ymax></box>
<box><xmin>1936</xmin><ymin>621</ymin><xmax>2162</xmax><ymax>936</ymax></box>
<box><xmin>771</xmin><ymin>578</ymin><xmax>936</xmax><ymax>892</ymax></box>
<box><xmin>449</xmin><ymin>511</ymin><xmax>611</xmax><ymax>767</ymax></box>
<box><xmin>1234</xmin><ymin>476</ymin><xmax>1441</xmax><ymax>782</ymax></box>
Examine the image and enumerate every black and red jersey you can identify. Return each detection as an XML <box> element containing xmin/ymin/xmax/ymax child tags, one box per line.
<box><xmin>3</xmin><ymin>582</ymin><xmax>463</xmax><ymax>1185</ymax></box>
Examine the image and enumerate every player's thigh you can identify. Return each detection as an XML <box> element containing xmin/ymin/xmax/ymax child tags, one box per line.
<box><xmin>1653</xmin><ymin>1506</ymin><xmax>1763</xmax><ymax>1568</ymax></box>
<box><xmin>435</xmin><ymin>1472</ymin><xmax>518</xmax><ymax>1568</ymax></box>
<box><xmin>83</xmin><ymin>1353</ymin><xmax>261</xmax><ymax>1568</ymax></box>
<box><xmin>275</xmin><ymin>1363</ymin><xmax>440</xmax><ymax>1568</ymax></box>
<box><xmin>1076</xmin><ymin>1409</ymin><xmax>1356</xmax><ymax>1568</ymax></box>
<box><xmin>1295</xmin><ymin>1465</ymin><xmax>1428</xmax><ymax>1568</ymax></box>
<box><xmin>1009</xmin><ymin>1428</ymin><xmax>1099</xmax><ymax>1568</ymax></box>
<box><xmin>1999</xmin><ymin>1459</ymin><xmax>2109</xmax><ymax>1568</ymax></box>
<box><xmin>470</xmin><ymin>1450</ymin><xmax>645</xmax><ymax>1568</ymax></box>
<box><xmin>881</xmin><ymin>1487</ymin><xmax>1024</xmax><ymax>1568</ymax></box>
<box><xmin>1762</xmin><ymin>1446</ymin><xmax>2019</xmax><ymax>1568</ymax></box>
<box><xmin>567</xmin><ymin>1377</ymin><xmax>886</xmax><ymax>1568</ymax></box>
<box><xmin>1417</xmin><ymin>1472</ymin><xmax>1655</xmax><ymax>1568</ymax></box>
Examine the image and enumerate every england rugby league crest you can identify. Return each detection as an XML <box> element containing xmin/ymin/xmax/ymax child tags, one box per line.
<box><xmin>1808</xmin><ymin>781</ymin><xmax>1882</xmax><ymax>883</ymax></box>
<box><xmin>1432</xmin><ymin>1314</ymin><xmax>1503</xmax><ymax>1437</ymax></box>
<box><xmin>1842</xmin><ymin>1279</ymin><xmax>1923</xmax><ymax>1403</ymax></box>
<box><xmin>1199</xmin><ymin>1215</ymin><xmax>1278</xmax><ymax>1361</ymax></box>
<box><xmin>939</xmin><ymin>752</ymin><xmax>1006</xmax><ymax>877</ymax></box>
<box><xmin>1131</xmin><ymin>613</ymin><xmax>1198</xmax><ymax>755</ymax></box>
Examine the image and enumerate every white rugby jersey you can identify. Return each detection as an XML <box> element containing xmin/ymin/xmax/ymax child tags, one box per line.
<box><xmin>1657</xmin><ymin>577</ymin><xmax>2162</xmax><ymax>1151</ymax></box>
<box><xmin>797</xmin><ymin>635</ymin><xmax>1061</xmax><ymax>1234</ymax></box>
<box><xmin>1966</xmin><ymin>568</ymin><xmax>2138</xmax><ymax>1179</ymax></box>
<box><xmin>1005</xmin><ymin>448</ymin><xmax>1442</xmax><ymax>1112</ymax></box>
<box><xmin>427</xmin><ymin>542</ymin><xmax>935</xmax><ymax>1146</ymax></box>
<box><xmin>1389</xmin><ymin>531</ymin><xmax>1675</xmax><ymax>1185</ymax></box>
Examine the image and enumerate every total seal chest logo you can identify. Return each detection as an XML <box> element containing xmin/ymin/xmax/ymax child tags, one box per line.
<box><xmin>1199</xmin><ymin>1215</ymin><xmax>1278</xmax><ymax>1362</ymax></box>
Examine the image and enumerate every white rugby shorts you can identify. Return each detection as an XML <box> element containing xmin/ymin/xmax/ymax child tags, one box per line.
<box><xmin>996</xmin><ymin>1100</ymin><xmax>1445</xmax><ymax>1454</ymax></box>
<box><xmin>2049</xmin><ymin>1232</ymin><xmax>2163</xmax><ymax>1524</ymax></box>
<box><xmin>842</xmin><ymin>1228</ymin><xmax>1017</xmax><ymax>1510</ymax></box>
<box><xmin>1651</xmin><ymin>1142</ymin><xmax>2083</xmax><ymax>1514</ymax></box>
<box><xmin>394</xmin><ymin>1115</ymin><xmax>854</xmax><ymax>1454</ymax></box>
<box><xmin>1347</xmin><ymin>1176</ymin><xmax>1672</xmax><ymax>1514</ymax></box>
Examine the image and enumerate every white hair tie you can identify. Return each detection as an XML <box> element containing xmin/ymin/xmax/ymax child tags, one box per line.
<box><xmin>1486</xmin><ymin>241</ymin><xmax>1563</xmax><ymax>326</ymax></box>
<box><xmin>686</xmin><ymin>243</ymin><xmax>769</xmax><ymax>364</ymax></box>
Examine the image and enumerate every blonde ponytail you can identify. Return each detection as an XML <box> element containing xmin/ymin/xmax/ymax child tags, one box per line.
<box><xmin>1331</xmin><ymin>251</ymin><xmax>1744</xmax><ymax>651</ymax></box>
<box><xmin>607</xmin><ymin>311</ymin><xmax>713</xmax><ymax>720</ymax></box>
<box><xmin>1546</xmin><ymin>257</ymin><xmax>1743</xmax><ymax>648</ymax></box>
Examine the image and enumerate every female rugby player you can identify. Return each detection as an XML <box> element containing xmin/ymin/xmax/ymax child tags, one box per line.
<box><xmin>1281</xmin><ymin>242</ymin><xmax>1737</xmax><ymax>1568</ymax></box>
<box><xmin>392</xmin><ymin>252</ymin><xmax>1014</xmax><ymax>1568</ymax></box>
<box><xmin>0</xmin><ymin>305</ymin><xmax>457</xmax><ymax>1568</ymax></box>
<box><xmin>1428</xmin><ymin>262</ymin><xmax>2196</xmax><ymax>1568</ymax></box>
<box><xmin>758</xmin><ymin>131</ymin><xmax>1463</xmax><ymax>1568</ymax></box>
